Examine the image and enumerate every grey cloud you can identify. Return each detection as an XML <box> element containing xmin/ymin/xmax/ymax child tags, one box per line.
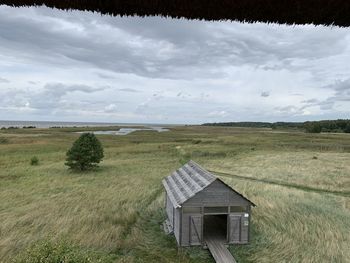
<box><xmin>0</xmin><ymin>82</ymin><xmax>106</xmax><ymax>112</ymax></box>
<box><xmin>275</xmin><ymin>105</ymin><xmax>299</xmax><ymax>113</ymax></box>
<box><xmin>261</xmin><ymin>91</ymin><xmax>270</xmax><ymax>97</ymax></box>
<box><xmin>118</xmin><ymin>88</ymin><xmax>140</xmax><ymax>93</ymax></box>
<box><xmin>135</xmin><ymin>101</ymin><xmax>150</xmax><ymax>113</ymax></box>
<box><xmin>291</xmin><ymin>79</ymin><xmax>350</xmax><ymax>113</ymax></box>
<box><xmin>1</xmin><ymin>6</ymin><xmax>349</xmax><ymax>81</ymax></box>
<box><xmin>332</xmin><ymin>79</ymin><xmax>350</xmax><ymax>94</ymax></box>
<box><xmin>97</xmin><ymin>73</ymin><xmax>115</xmax><ymax>79</ymax></box>
<box><xmin>321</xmin><ymin>79</ymin><xmax>350</xmax><ymax>108</ymax></box>
<box><xmin>176</xmin><ymin>92</ymin><xmax>192</xmax><ymax>99</ymax></box>
<box><xmin>302</xmin><ymin>98</ymin><xmax>318</xmax><ymax>103</ymax></box>
<box><xmin>0</xmin><ymin>77</ymin><xmax>10</xmax><ymax>83</ymax></box>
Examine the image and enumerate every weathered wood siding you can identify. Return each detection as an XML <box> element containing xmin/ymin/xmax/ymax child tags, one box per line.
<box><xmin>189</xmin><ymin>215</ymin><xmax>202</xmax><ymax>245</ymax></box>
<box><xmin>178</xmin><ymin>180</ymin><xmax>252</xmax><ymax>246</ymax></box>
<box><xmin>174</xmin><ymin>208</ymin><xmax>181</xmax><ymax>245</ymax></box>
<box><xmin>166</xmin><ymin>193</ymin><xmax>174</xmax><ymax>226</ymax></box>
<box><xmin>181</xmin><ymin>212</ymin><xmax>202</xmax><ymax>246</ymax></box>
<box><xmin>240</xmin><ymin>214</ymin><xmax>249</xmax><ymax>243</ymax></box>
<box><xmin>183</xmin><ymin>180</ymin><xmax>251</xmax><ymax>207</ymax></box>
<box><xmin>228</xmin><ymin>213</ymin><xmax>249</xmax><ymax>244</ymax></box>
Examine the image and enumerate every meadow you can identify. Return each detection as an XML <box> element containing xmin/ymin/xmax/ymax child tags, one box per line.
<box><xmin>0</xmin><ymin>126</ymin><xmax>349</xmax><ymax>262</ymax></box>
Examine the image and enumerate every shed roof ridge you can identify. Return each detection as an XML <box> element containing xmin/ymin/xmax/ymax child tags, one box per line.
<box><xmin>188</xmin><ymin>160</ymin><xmax>216</xmax><ymax>181</ymax></box>
<box><xmin>182</xmin><ymin>165</ymin><xmax>206</xmax><ymax>188</ymax></box>
<box><xmin>183</xmin><ymin>164</ymin><xmax>212</xmax><ymax>186</ymax></box>
<box><xmin>186</xmin><ymin>161</ymin><xmax>216</xmax><ymax>182</ymax></box>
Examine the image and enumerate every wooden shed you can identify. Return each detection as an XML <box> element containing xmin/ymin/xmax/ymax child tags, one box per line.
<box><xmin>162</xmin><ymin>160</ymin><xmax>256</xmax><ymax>247</ymax></box>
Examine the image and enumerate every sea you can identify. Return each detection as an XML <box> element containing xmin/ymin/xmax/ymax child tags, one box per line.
<box><xmin>0</xmin><ymin>120</ymin><xmax>176</xmax><ymax>129</ymax></box>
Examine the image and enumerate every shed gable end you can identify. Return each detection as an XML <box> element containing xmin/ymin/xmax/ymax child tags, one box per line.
<box><xmin>183</xmin><ymin>179</ymin><xmax>251</xmax><ymax>207</ymax></box>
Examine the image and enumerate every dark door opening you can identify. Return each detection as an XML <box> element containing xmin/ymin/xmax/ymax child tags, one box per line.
<box><xmin>203</xmin><ymin>215</ymin><xmax>227</xmax><ymax>242</ymax></box>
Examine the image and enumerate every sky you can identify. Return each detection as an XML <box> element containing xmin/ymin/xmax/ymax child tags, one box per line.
<box><xmin>0</xmin><ymin>5</ymin><xmax>349</xmax><ymax>124</ymax></box>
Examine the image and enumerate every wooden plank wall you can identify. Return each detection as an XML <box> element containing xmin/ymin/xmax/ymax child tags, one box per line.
<box><xmin>174</xmin><ymin>208</ymin><xmax>181</xmax><ymax>245</ymax></box>
<box><xmin>183</xmin><ymin>180</ymin><xmax>251</xmax><ymax>207</ymax></box>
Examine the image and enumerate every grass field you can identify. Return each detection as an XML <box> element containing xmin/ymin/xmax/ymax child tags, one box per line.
<box><xmin>0</xmin><ymin>126</ymin><xmax>349</xmax><ymax>262</ymax></box>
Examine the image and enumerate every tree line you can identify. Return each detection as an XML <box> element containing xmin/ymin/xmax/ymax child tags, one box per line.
<box><xmin>202</xmin><ymin>119</ymin><xmax>350</xmax><ymax>133</ymax></box>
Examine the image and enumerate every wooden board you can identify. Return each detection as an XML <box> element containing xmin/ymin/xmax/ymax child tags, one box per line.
<box><xmin>190</xmin><ymin>216</ymin><xmax>202</xmax><ymax>245</ymax></box>
<box><xmin>206</xmin><ymin>238</ymin><xmax>236</xmax><ymax>263</ymax></box>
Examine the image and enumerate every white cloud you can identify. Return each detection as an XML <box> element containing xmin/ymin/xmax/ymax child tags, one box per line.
<box><xmin>104</xmin><ymin>103</ymin><xmax>117</xmax><ymax>113</ymax></box>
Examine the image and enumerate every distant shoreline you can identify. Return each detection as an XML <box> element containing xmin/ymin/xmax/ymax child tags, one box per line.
<box><xmin>0</xmin><ymin>120</ymin><xmax>181</xmax><ymax>129</ymax></box>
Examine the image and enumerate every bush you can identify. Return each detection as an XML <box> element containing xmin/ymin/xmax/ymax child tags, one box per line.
<box><xmin>0</xmin><ymin>137</ymin><xmax>9</xmax><ymax>144</ymax></box>
<box><xmin>345</xmin><ymin>124</ymin><xmax>350</xmax><ymax>133</ymax></box>
<box><xmin>13</xmin><ymin>239</ymin><xmax>114</xmax><ymax>263</ymax></box>
<box><xmin>30</xmin><ymin>156</ymin><xmax>39</xmax><ymax>166</ymax></box>
<box><xmin>65</xmin><ymin>133</ymin><xmax>104</xmax><ymax>171</ymax></box>
<box><xmin>305</xmin><ymin>123</ymin><xmax>322</xmax><ymax>133</ymax></box>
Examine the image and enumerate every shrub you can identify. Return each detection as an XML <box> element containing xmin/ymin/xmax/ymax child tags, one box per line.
<box><xmin>344</xmin><ymin>124</ymin><xmax>350</xmax><ymax>133</ymax></box>
<box><xmin>65</xmin><ymin>133</ymin><xmax>104</xmax><ymax>171</ymax></box>
<box><xmin>305</xmin><ymin>123</ymin><xmax>322</xmax><ymax>133</ymax></box>
<box><xmin>0</xmin><ymin>137</ymin><xmax>9</xmax><ymax>144</ymax></box>
<box><xmin>30</xmin><ymin>156</ymin><xmax>39</xmax><ymax>166</ymax></box>
<box><xmin>13</xmin><ymin>239</ymin><xmax>114</xmax><ymax>263</ymax></box>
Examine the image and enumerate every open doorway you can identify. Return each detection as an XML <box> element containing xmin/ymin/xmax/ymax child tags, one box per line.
<box><xmin>203</xmin><ymin>215</ymin><xmax>227</xmax><ymax>242</ymax></box>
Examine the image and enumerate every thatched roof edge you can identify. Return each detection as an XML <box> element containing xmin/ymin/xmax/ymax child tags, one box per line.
<box><xmin>1</xmin><ymin>0</ymin><xmax>350</xmax><ymax>27</ymax></box>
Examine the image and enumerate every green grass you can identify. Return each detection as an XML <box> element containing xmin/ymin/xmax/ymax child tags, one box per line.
<box><xmin>0</xmin><ymin>126</ymin><xmax>349</xmax><ymax>262</ymax></box>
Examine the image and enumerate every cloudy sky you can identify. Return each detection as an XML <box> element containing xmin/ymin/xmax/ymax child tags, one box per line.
<box><xmin>0</xmin><ymin>5</ymin><xmax>349</xmax><ymax>124</ymax></box>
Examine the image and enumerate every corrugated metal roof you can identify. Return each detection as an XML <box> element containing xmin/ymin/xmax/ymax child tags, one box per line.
<box><xmin>162</xmin><ymin>160</ymin><xmax>216</xmax><ymax>208</ymax></box>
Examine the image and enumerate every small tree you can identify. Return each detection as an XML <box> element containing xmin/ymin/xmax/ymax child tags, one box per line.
<box><xmin>65</xmin><ymin>133</ymin><xmax>104</xmax><ymax>171</ymax></box>
<box><xmin>344</xmin><ymin>124</ymin><xmax>350</xmax><ymax>133</ymax></box>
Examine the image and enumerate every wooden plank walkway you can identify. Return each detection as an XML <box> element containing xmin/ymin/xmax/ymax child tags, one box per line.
<box><xmin>203</xmin><ymin>215</ymin><xmax>236</xmax><ymax>263</ymax></box>
<box><xmin>205</xmin><ymin>238</ymin><xmax>236</xmax><ymax>263</ymax></box>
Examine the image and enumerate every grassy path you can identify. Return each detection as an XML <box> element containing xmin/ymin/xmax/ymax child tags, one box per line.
<box><xmin>211</xmin><ymin>170</ymin><xmax>350</xmax><ymax>197</ymax></box>
<box><xmin>120</xmin><ymin>186</ymin><xmax>164</xmax><ymax>239</ymax></box>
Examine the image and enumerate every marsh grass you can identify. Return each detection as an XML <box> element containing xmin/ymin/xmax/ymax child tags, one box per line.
<box><xmin>0</xmin><ymin>126</ymin><xmax>349</xmax><ymax>262</ymax></box>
